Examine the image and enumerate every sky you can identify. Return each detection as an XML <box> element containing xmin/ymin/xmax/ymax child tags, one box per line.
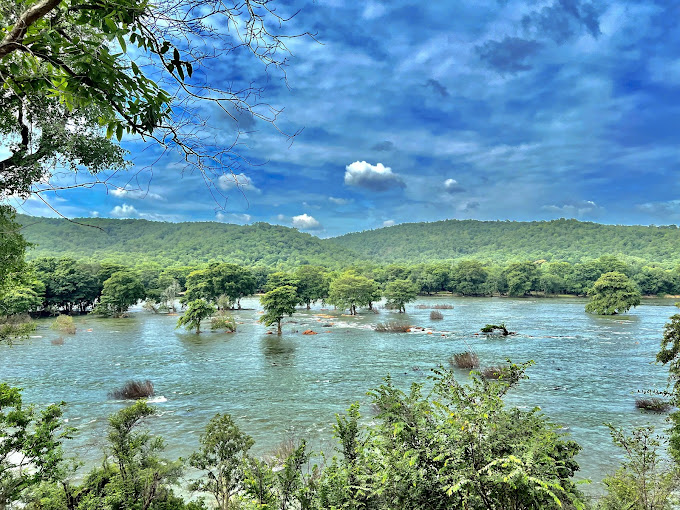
<box><xmin>10</xmin><ymin>0</ymin><xmax>680</xmax><ymax>237</ymax></box>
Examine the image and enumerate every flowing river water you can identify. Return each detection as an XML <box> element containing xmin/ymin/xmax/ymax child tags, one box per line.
<box><xmin>1</xmin><ymin>296</ymin><xmax>676</xmax><ymax>492</ymax></box>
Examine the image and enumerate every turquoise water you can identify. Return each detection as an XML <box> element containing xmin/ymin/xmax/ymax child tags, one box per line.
<box><xmin>1</xmin><ymin>296</ymin><xmax>675</xmax><ymax>490</ymax></box>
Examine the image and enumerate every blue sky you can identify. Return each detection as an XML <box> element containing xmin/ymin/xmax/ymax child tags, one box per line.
<box><xmin>11</xmin><ymin>0</ymin><xmax>680</xmax><ymax>236</ymax></box>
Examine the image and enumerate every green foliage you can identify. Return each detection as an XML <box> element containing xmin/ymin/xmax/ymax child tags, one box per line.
<box><xmin>504</xmin><ymin>261</ymin><xmax>540</xmax><ymax>297</ymax></box>
<box><xmin>293</xmin><ymin>265</ymin><xmax>329</xmax><ymax>308</ymax></box>
<box><xmin>259</xmin><ymin>286</ymin><xmax>298</xmax><ymax>335</ymax></box>
<box><xmin>481</xmin><ymin>323</ymin><xmax>509</xmax><ymax>336</ymax></box>
<box><xmin>210</xmin><ymin>312</ymin><xmax>236</xmax><ymax>332</ymax></box>
<box><xmin>599</xmin><ymin>425</ymin><xmax>680</xmax><ymax>510</ymax></box>
<box><xmin>177</xmin><ymin>299</ymin><xmax>215</xmax><ymax>334</ymax></box>
<box><xmin>183</xmin><ymin>264</ymin><xmax>256</xmax><ymax>309</ymax></box>
<box><xmin>0</xmin><ymin>384</ymin><xmax>69</xmax><ymax>508</ymax></box>
<box><xmin>318</xmin><ymin>363</ymin><xmax>584</xmax><ymax>510</ymax></box>
<box><xmin>327</xmin><ymin>272</ymin><xmax>380</xmax><ymax>315</ymax></box>
<box><xmin>188</xmin><ymin>414</ymin><xmax>255</xmax><ymax>510</ymax></box>
<box><xmin>585</xmin><ymin>271</ymin><xmax>641</xmax><ymax>315</ymax></box>
<box><xmin>50</xmin><ymin>315</ymin><xmax>76</xmax><ymax>334</ymax></box>
<box><xmin>93</xmin><ymin>271</ymin><xmax>145</xmax><ymax>316</ymax></box>
<box><xmin>450</xmin><ymin>260</ymin><xmax>489</xmax><ymax>296</ymax></box>
<box><xmin>383</xmin><ymin>278</ymin><xmax>419</xmax><ymax>312</ymax></box>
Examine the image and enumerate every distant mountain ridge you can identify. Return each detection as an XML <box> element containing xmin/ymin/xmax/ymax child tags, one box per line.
<box><xmin>17</xmin><ymin>215</ymin><xmax>680</xmax><ymax>267</ymax></box>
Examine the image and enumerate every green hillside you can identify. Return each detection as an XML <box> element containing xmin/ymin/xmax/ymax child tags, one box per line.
<box><xmin>330</xmin><ymin>219</ymin><xmax>680</xmax><ymax>265</ymax></box>
<box><xmin>17</xmin><ymin>216</ymin><xmax>680</xmax><ymax>268</ymax></box>
<box><xmin>18</xmin><ymin>216</ymin><xmax>358</xmax><ymax>268</ymax></box>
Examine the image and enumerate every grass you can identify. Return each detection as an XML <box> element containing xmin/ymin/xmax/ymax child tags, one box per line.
<box><xmin>375</xmin><ymin>321</ymin><xmax>411</xmax><ymax>332</ymax></box>
<box><xmin>430</xmin><ymin>310</ymin><xmax>443</xmax><ymax>320</ymax></box>
<box><xmin>50</xmin><ymin>315</ymin><xmax>76</xmax><ymax>334</ymax></box>
<box><xmin>449</xmin><ymin>351</ymin><xmax>479</xmax><ymax>369</ymax></box>
<box><xmin>109</xmin><ymin>380</ymin><xmax>155</xmax><ymax>400</ymax></box>
<box><xmin>635</xmin><ymin>397</ymin><xmax>672</xmax><ymax>412</ymax></box>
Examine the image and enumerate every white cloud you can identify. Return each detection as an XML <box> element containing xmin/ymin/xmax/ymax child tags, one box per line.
<box><xmin>382</xmin><ymin>219</ymin><xmax>396</xmax><ymax>227</ymax></box>
<box><xmin>110</xmin><ymin>204</ymin><xmax>139</xmax><ymax>218</ymax></box>
<box><xmin>344</xmin><ymin>161</ymin><xmax>405</xmax><ymax>191</ymax></box>
<box><xmin>111</xmin><ymin>187</ymin><xmax>164</xmax><ymax>201</ymax></box>
<box><xmin>90</xmin><ymin>211</ymin><xmax>100</xmax><ymax>217</ymax></box>
<box><xmin>636</xmin><ymin>200</ymin><xmax>680</xmax><ymax>217</ymax></box>
<box><xmin>329</xmin><ymin>196</ymin><xmax>353</xmax><ymax>205</ymax></box>
<box><xmin>216</xmin><ymin>211</ymin><xmax>252</xmax><ymax>223</ymax></box>
<box><xmin>292</xmin><ymin>213</ymin><xmax>322</xmax><ymax>230</ymax></box>
<box><xmin>217</xmin><ymin>173</ymin><xmax>261</xmax><ymax>193</ymax></box>
<box><xmin>444</xmin><ymin>178</ymin><xmax>465</xmax><ymax>193</ymax></box>
<box><xmin>542</xmin><ymin>200</ymin><xmax>602</xmax><ymax>217</ymax></box>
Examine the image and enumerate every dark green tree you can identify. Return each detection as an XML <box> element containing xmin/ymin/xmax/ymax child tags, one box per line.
<box><xmin>327</xmin><ymin>272</ymin><xmax>381</xmax><ymax>315</ymax></box>
<box><xmin>293</xmin><ymin>265</ymin><xmax>329</xmax><ymax>309</ymax></box>
<box><xmin>94</xmin><ymin>271</ymin><xmax>145</xmax><ymax>316</ymax></box>
<box><xmin>585</xmin><ymin>272</ymin><xmax>641</xmax><ymax>315</ymax></box>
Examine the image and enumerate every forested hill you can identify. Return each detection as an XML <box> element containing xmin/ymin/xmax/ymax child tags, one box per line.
<box><xmin>17</xmin><ymin>216</ymin><xmax>358</xmax><ymax>268</ymax></box>
<box><xmin>17</xmin><ymin>215</ymin><xmax>680</xmax><ymax>267</ymax></box>
<box><xmin>328</xmin><ymin>219</ymin><xmax>680</xmax><ymax>265</ymax></box>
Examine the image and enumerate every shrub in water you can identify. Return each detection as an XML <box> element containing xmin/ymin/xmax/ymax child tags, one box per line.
<box><xmin>432</xmin><ymin>304</ymin><xmax>453</xmax><ymax>309</ymax></box>
<box><xmin>450</xmin><ymin>351</ymin><xmax>479</xmax><ymax>369</ymax></box>
<box><xmin>51</xmin><ymin>337</ymin><xmax>64</xmax><ymax>345</ymax></box>
<box><xmin>375</xmin><ymin>321</ymin><xmax>411</xmax><ymax>333</ymax></box>
<box><xmin>210</xmin><ymin>312</ymin><xmax>236</xmax><ymax>332</ymax></box>
<box><xmin>481</xmin><ymin>323</ymin><xmax>509</xmax><ymax>336</ymax></box>
<box><xmin>50</xmin><ymin>315</ymin><xmax>76</xmax><ymax>334</ymax></box>
<box><xmin>109</xmin><ymin>380</ymin><xmax>154</xmax><ymax>400</ymax></box>
<box><xmin>430</xmin><ymin>310</ymin><xmax>443</xmax><ymax>320</ymax></box>
<box><xmin>635</xmin><ymin>397</ymin><xmax>671</xmax><ymax>412</ymax></box>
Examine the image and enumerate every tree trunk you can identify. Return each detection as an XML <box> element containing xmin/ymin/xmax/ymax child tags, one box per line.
<box><xmin>277</xmin><ymin>320</ymin><xmax>282</xmax><ymax>335</ymax></box>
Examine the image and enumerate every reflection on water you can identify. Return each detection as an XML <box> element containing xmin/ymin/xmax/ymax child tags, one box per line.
<box><xmin>1</xmin><ymin>296</ymin><xmax>677</xmax><ymax>491</ymax></box>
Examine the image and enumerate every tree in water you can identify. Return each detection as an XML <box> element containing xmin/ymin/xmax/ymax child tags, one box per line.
<box><xmin>176</xmin><ymin>299</ymin><xmax>215</xmax><ymax>333</ymax></box>
<box><xmin>259</xmin><ymin>285</ymin><xmax>297</xmax><ymax>335</ymax></box>
<box><xmin>585</xmin><ymin>271</ymin><xmax>641</xmax><ymax>315</ymax></box>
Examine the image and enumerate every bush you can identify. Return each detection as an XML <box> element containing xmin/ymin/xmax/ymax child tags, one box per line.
<box><xmin>430</xmin><ymin>310</ymin><xmax>443</xmax><ymax>320</ymax></box>
<box><xmin>635</xmin><ymin>397</ymin><xmax>672</xmax><ymax>412</ymax></box>
<box><xmin>432</xmin><ymin>304</ymin><xmax>453</xmax><ymax>309</ymax></box>
<box><xmin>481</xmin><ymin>323</ymin><xmax>509</xmax><ymax>336</ymax></box>
<box><xmin>51</xmin><ymin>337</ymin><xmax>64</xmax><ymax>345</ymax></box>
<box><xmin>109</xmin><ymin>380</ymin><xmax>154</xmax><ymax>400</ymax></box>
<box><xmin>375</xmin><ymin>321</ymin><xmax>411</xmax><ymax>333</ymax></box>
<box><xmin>450</xmin><ymin>351</ymin><xmax>479</xmax><ymax>369</ymax></box>
<box><xmin>50</xmin><ymin>315</ymin><xmax>76</xmax><ymax>334</ymax></box>
<box><xmin>210</xmin><ymin>312</ymin><xmax>236</xmax><ymax>332</ymax></box>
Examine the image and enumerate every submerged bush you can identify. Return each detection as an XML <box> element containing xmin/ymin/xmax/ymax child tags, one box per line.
<box><xmin>431</xmin><ymin>304</ymin><xmax>453</xmax><ymax>309</ymax></box>
<box><xmin>450</xmin><ymin>351</ymin><xmax>479</xmax><ymax>369</ymax></box>
<box><xmin>430</xmin><ymin>310</ymin><xmax>443</xmax><ymax>320</ymax></box>
<box><xmin>375</xmin><ymin>321</ymin><xmax>410</xmax><ymax>333</ymax></box>
<box><xmin>635</xmin><ymin>397</ymin><xmax>672</xmax><ymax>412</ymax></box>
<box><xmin>481</xmin><ymin>323</ymin><xmax>509</xmax><ymax>336</ymax></box>
<box><xmin>109</xmin><ymin>380</ymin><xmax>154</xmax><ymax>400</ymax></box>
<box><xmin>50</xmin><ymin>315</ymin><xmax>76</xmax><ymax>334</ymax></box>
<box><xmin>210</xmin><ymin>312</ymin><xmax>236</xmax><ymax>332</ymax></box>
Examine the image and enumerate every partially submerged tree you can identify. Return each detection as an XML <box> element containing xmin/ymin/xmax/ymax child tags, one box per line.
<box><xmin>93</xmin><ymin>271</ymin><xmax>145</xmax><ymax>316</ymax></box>
<box><xmin>259</xmin><ymin>285</ymin><xmax>297</xmax><ymax>335</ymax></box>
<box><xmin>586</xmin><ymin>271</ymin><xmax>641</xmax><ymax>315</ymax></box>
<box><xmin>327</xmin><ymin>272</ymin><xmax>380</xmax><ymax>315</ymax></box>
<box><xmin>383</xmin><ymin>278</ymin><xmax>419</xmax><ymax>313</ymax></box>
<box><xmin>177</xmin><ymin>298</ymin><xmax>215</xmax><ymax>333</ymax></box>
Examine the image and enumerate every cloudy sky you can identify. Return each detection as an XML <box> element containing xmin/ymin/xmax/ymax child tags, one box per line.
<box><xmin>11</xmin><ymin>0</ymin><xmax>680</xmax><ymax>236</ymax></box>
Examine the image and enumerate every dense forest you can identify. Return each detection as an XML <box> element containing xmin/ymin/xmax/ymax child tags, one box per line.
<box><xmin>17</xmin><ymin>215</ymin><xmax>680</xmax><ymax>268</ymax></box>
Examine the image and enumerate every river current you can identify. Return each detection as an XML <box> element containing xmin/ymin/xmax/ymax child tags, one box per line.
<box><xmin>1</xmin><ymin>296</ymin><xmax>676</xmax><ymax>490</ymax></box>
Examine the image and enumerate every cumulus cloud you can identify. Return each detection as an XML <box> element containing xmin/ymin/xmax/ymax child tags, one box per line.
<box><xmin>90</xmin><ymin>211</ymin><xmax>100</xmax><ymax>217</ymax></box>
<box><xmin>344</xmin><ymin>161</ymin><xmax>405</xmax><ymax>191</ymax></box>
<box><xmin>217</xmin><ymin>173</ymin><xmax>261</xmax><ymax>193</ymax></box>
<box><xmin>111</xmin><ymin>187</ymin><xmax>165</xmax><ymax>201</ymax></box>
<box><xmin>542</xmin><ymin>200</ymin><xmax>602</xmax><ymax>217</ymax></box>
<box><xmin>382</xmin><ymin>219</ymin><xmax>396</xmax><ymax>227</ymax></box>
<box><xmin>443</xmin><ymin>178</ymin><xmax>465</xmax><ymax>193</ymax></box>
<box><xmin>110</xmin><ymin>204</ymin><xmax>139</xmax><ymax>218</ymax></box>
<box><xmin>292</xmin><ymin>213</ymin><xmax>322</xmax><ymax>230</ymax></box>
<box><xmin>329</xmin><ymin>196</ymin><xmax>353</xmax><ymax>205</ymax></box>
